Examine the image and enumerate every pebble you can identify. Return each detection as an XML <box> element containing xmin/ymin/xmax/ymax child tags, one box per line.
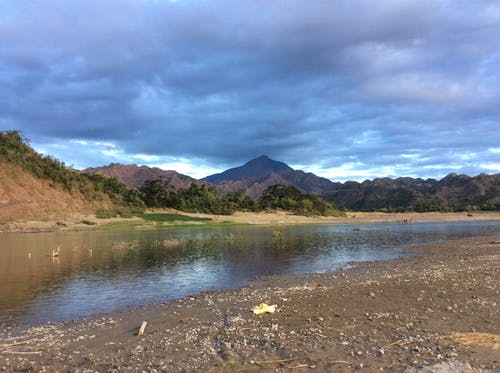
<box><xmin>1</xmin><ymin>237</ymin><xmax>497</xmax><ymax>372</ymax></box>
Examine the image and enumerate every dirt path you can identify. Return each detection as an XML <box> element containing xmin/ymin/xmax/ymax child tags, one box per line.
<box><xmin>1</xmin><ymin>236</ymin><xmax>499</xmax><ymax>372</ymax></box>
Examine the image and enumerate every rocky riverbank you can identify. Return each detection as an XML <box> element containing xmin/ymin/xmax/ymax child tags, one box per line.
<box><xmin>1</xmin><ymin>236</ymin><xmax>499</xmax><ymax>372</ymax></box>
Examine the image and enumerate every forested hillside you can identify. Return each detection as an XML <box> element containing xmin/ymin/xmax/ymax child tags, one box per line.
<box><xmin>0</xmin><ymin>130</ymin><xmax>144</xmax><ymax>222</ymax></box>
<box><xmin>326</xmin><ymin>174</ymin><xmax>500</xmax><ymax>212</ymax></box>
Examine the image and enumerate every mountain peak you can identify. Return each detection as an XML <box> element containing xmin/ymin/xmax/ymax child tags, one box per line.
<box><xmin>250</xmin><ymin>155</ymin><xmax>272</xmax><ymax>162</ymax></box>
<box><xmin>244</xmin><ymin>155</ymin><xmax>289</xmax><ymax>167</ymax></box>
<box><xmin>202</xmin><ymin>156</ymin><xmax>293</xmax><ymax>184</ymax></box>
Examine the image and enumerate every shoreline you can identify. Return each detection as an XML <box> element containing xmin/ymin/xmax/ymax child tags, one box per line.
<box><xmin>1</xmin><ymin>236</ymin><xmax>499</xmax><ymax>371</ymax></box>
<box><xmin>1</xmin><ymin>210</ymin><xmax>500</xmax><ymax>233</ymax></box>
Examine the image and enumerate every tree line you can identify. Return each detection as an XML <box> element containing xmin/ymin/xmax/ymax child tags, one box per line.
<box><xmin>139</xmin><ymin>178</ymin><xmax>344</xmax><ymax>216</ymax></box>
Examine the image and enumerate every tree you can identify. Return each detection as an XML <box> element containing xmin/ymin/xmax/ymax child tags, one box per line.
<box><xmin>139</xmin><ymin>178</ymin><xmax>168</xmax><ymax>208</ymax></box>
<box><xmin>257</xmin><ymin>184</ymin><xmax>344</xmax><ymax>216</ymax></box>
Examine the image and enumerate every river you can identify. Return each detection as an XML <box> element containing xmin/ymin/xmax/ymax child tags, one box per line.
<box><xmin>1</xmin><ymin>220</ymin><xmax>499</xmax><ymax>326</ymax></box>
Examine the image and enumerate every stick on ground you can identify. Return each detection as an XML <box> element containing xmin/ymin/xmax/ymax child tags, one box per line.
<box><xmin>138</xmin><ymin>321</ymin><xmax>148</xmax><ymax>336</ymax></box>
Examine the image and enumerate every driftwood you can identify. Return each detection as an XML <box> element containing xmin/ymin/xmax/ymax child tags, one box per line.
<box><xmin>2</xmin><ymin>350</ymin><xmax>43</xmax><ymax>355</ymax></box>
<box><xmin>0</xmin><ymin>338</ymin><xmax>43</xmax><ymax>349</ymax></box>
<box><xmin>138</xmin><ymin>321</ymin><xmax>148</xmax><ymax>336</ymax></box>
<box><xmin>254</xmin><ymin>357</ymin><xmax>296</xmax><ymax>364</ymax></box>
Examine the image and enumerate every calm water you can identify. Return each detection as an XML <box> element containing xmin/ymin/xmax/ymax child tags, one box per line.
<box><xmin>1</xmin><ymin>221</ymin><xmax>499</xmax><ymax>326</ymax></box>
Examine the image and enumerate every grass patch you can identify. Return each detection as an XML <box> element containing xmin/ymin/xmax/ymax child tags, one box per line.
<box><xmin>141</xmin><ymin>213</ymin><xmax>212</xmax><ymax>223</ymax></box>
<box><xmin>100</xmin><ymin>220</ymin><xmax>151</xmax><ymax>230</ymax></box>
<box><xmin>96</xmin><ymin>207</ymin><xmax>143</xmax><ymax>219</ymax></box>
<box><xmin>100</xmin><ymin>220</ymin><xmax>248</xmax><ymax>231</ymax></box>
<box><xmin>93</xmin><ymin>214</ymin><xmax>250</xmax><ymax>231</ymax></box>
<box><xmin>95</xmin><ymin>208</ymin><xmax>118</xmax><ymax>219</ymax></box>
<box><xmin>165</xmin><ymin>221</ymin><xmax>250</xmax><ymax>229</ymax></box>
<box><xmin>117</xmin><ymin>208</ymin><xmax>134</xmax><ymax>218</ymax></box>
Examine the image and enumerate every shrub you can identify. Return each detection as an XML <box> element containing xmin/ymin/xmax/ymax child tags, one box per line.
<box><xmin>117</xmin><ymin>208</ymin><xmax>133</xmax><ymax>218</ymax></box>
<box><xmin>95</xmin><ymin>208</ymin><xmax>118</xmax><ymax>219</ymax></box>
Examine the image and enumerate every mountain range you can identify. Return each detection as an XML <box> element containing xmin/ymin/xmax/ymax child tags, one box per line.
<box><xmin>83</xmin><ymin>155</ymin><xmax>335</xmax><ymax>199</ymax></box>
<box><xmin>3</xmin><ymin>129</ymin><xmax>497</xmax><ymax>225</ymax></box>
<box><xmin>83</xmin><ymin>155</ymin><xmax>499</xmax><ymax>212</ymax></box>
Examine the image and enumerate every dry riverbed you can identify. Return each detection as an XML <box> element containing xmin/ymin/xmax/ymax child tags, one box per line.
<box><xmin>1</xmin><ymin>236</ymin><xmax>499</xmax><ymax>372</ymax></box>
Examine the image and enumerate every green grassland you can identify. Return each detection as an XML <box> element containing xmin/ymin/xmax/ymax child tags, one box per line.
<box><xmin>99</xmin><ymin>212</ymin><xmax>248</xmax><ymax>230</ymax></box>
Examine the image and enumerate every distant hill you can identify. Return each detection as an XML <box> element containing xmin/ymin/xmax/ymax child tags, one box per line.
<box><xmin>326</xmin><ymin>173</ymin><xmax>500</xmax><ymax>212</ymax></box>
<box><xmin>82</xmin><ymin>163</ymin><xmax>196</xmax><ymax>190</ymax></box>
<box><xmin>83</xmin><ymin>155</ymin><xmax>500</xmax><ymax>211</ymax></box>
<box><xmin>202</xmin><ymin>156</ymin><xmax>498</xmax><ymax>211</ymax></box>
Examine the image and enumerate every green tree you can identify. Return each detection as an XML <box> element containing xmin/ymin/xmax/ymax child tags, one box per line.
<box><xmin>139</xmin><ymin>178</ymin><xmax>168</xmax><ymax>208</ymax></box>
<box><xmin>258</xmin><ymin>184</ymin><xmax>344</xmax><ymax>217</ymax></box>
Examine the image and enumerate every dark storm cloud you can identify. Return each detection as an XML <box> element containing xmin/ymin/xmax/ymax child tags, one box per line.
<box><xmin>1</xmin><ymin>0</ymin><xmax>499</xmax><ymax>179</ymax></box>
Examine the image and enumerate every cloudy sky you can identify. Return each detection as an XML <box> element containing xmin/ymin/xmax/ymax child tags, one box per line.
<box><xmin>1</xmin><ymin>0</ymin><xmax>499</xmax><ymax>181</ymax></box>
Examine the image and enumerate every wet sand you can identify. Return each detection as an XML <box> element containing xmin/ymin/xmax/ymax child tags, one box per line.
<box><xmin>1</xmin><ymin>236</ymin><xmax>499</xmax><ymax>372</ymax></box>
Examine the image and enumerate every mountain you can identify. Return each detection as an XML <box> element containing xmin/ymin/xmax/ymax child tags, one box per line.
<box><xmin>203</xmin><ymin>155</ymin><xmax>337</xmax><ymax>199</ymax></box>
<box><xmin>3</xmin><ymin>130</ymin><xmax>497</xmax><ymax>222</ymax></box>
<box><xmin>85</xmin><ymin>156</ymin><xmax>499</xmax><ymax>211</ymax></box>
<box><xmin>82</xmin><ymin>163</ymin><xmax>196</xmax><ymax>190</ymax></box>
<box><xmin>203</xmin><ymin>155</ymin><xmax>498</xmax><ymax>211</ymax></box>
<box><xmin>325</xmin><ymin>173</ymin><xmax>500</xmax><ymax>212</ymax></box>
<box><xmin>202</xmin><ymin>155</ymin><xmax>293</xmax><ymax>183</ymax></box>
<box><xmin>83</xmin><ymin>156</ymin><xmax>336</xmax><ymax>200</ymax></box>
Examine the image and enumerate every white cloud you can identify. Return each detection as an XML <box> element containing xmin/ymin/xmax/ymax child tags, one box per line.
<box><xmin>153</xmin><ymin>161</ymin><xmax>221</xmax><ymax>179</ymax></box>
<box><xmin>480</xmin><ymin>163</ymin><xmax>500</xmax><ymax>172</ymax></box>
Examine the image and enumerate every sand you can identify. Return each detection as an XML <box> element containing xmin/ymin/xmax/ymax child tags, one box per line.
<box><xmin>1</xmin><ymin>236</ymin><xmax>499</xmax><ymax>372</ymax></box>
<box><xmin>1</xmin><ymin>210</ymin><xmax>500</xmax><ymax>233</ymax></box>
<box><xmin>202</xmin><ymin>210</ymin><xmax>500</xmax><ymax>225</ymax></box>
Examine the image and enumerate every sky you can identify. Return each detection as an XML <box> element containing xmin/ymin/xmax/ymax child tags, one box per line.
<box><xmin>1</xmin><ymin>0</ymin><xmax>499</xmax><ymax>182</ymax></box>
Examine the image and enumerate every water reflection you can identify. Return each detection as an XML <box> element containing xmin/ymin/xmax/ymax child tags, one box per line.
<box><xmin>0</xmin><ymin>221</ymin><xmax>499</xmax><ymax>325</ymax></box>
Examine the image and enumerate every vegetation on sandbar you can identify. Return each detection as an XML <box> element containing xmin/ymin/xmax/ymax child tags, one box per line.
<box><xmin>139</xmin><ymin>178</ymin><xmax>344</xmax><ymax>217</ymax></box>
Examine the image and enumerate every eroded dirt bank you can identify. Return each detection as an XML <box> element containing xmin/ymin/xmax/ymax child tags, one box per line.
<box><xmin>1</xmin><ymin>236</ymin><xmax>499</xmax><ymax>372</ymax></box>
